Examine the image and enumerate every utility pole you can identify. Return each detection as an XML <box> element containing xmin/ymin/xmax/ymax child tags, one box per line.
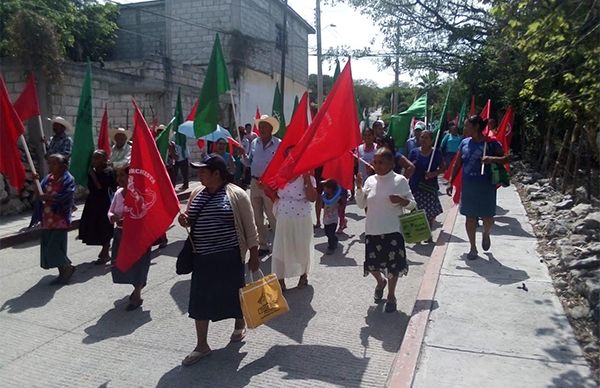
<box><xmin>280</xmin><ymin>0</ymin><xmax>288</xmax><ymax>108</ymax></box>
<box><xmin>316</xmin><ymin>0</ymin><xmax>324</xmax><ymax>108</ymax></box>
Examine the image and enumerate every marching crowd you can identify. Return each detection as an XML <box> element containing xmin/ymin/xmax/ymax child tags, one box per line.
<box><xmin>33</xmin><ymin>112</ymin><xmax>507</xmax><ymax>366</ymax></box>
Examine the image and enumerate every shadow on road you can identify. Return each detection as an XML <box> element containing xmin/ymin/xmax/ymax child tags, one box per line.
<box><xmin>266</xmin><ymin>286</ymin><xmax>316</xmax><ymax>344</ymax></box>
<box><xmin>240</xmin><ymin>344</ymin><xmax>369</xmax><ymax>388</ymax></box>
<box><xmin>360</xmin><ymin>303</ymin><xmax>410</xmax><ymax>353</ymax></box>
<box><xmin>151</xmin><ymin>239</ymin><xmax>185</xmax><ymax>259</ymax></box>
<box><xmin>0</xmin><ymin>275</ymin><xmax>59</xmax><ymax>313</ymax></box>
<box><xmin>455</xmin><ymin>252</ymin><xmax>530</xmax><ymax>285</ymax></box>
<box><xmin>170</xmin><ymin>279</ymin><xmax>191</xmax><ymax>315</ymax></box>
<box><xmin>157</xmin><ymin>342</ymin><xmax>249</xmax><ymax>388</ymax></box>
<box><xmin>492</xmin><ymin>216</ymin><xmax>534</xmax><ymax>238</ymax></box>
<box><xmin>82</xmin><ymin>297</ymin><xmax>152</xmax><ymax>344</ymax></box>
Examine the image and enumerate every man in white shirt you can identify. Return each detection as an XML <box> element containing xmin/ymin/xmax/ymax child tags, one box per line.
<box><xmin>110</xmin><ymin>128</ymin><xmax>132</xmax><ymax>168</ymax></box>
<box><xmin>246</xmin><ymin>115</ymin><xmax>281</xmax><ymax>256</ymax></box>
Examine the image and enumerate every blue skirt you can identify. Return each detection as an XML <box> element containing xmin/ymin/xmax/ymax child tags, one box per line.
<box><xmin>40</xmin><ymin>229</ymin><xmax>71</xmax><ymax>269</ymax></box>
<box><xmin>110</xmin><ymin>228</ymin><xmax>151</xmax><ymax>286</ymax></box>
<box><xmin>460</xmin><ymin>178</ymin><xmax>497</xmax><ymax>217</ymax></box>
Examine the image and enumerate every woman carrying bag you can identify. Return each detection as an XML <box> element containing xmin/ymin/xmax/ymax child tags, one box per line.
<box><xmin>177</xmin><ymin>154</ymin><xmax>259</xmax><ymax>366</ymax></box>
<box><xmin>356</xmin><ymin>148</ymin><xmax>416</xmax><ymax>313</ymax></box>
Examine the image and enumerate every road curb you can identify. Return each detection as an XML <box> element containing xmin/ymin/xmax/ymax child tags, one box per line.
<box><xmin>0</xmin><ymin>189</ymin><xmax>193</xmax><ymax>250</ymax></box>
<box><xmin>385</xmin><ymin>205</ymin><xmax>459</xmax><ymax>387</ymax></box>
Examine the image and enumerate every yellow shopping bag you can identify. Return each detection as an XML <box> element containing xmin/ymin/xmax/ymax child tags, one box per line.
<box><xmin>239</xmin><ymin>272</ymin><xmax>289</xmax><ymax>329</ymax></box>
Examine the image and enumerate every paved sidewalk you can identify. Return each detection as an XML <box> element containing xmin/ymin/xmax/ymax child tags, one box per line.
<box><xmin>410</xmin><ymin>186</ymin><xmax>596</xmax><ymax>387</ymax></box>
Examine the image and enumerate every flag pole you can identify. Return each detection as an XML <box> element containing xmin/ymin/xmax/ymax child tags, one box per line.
<box><xmin>228</xmin><ymin>90</ymin><xmax>242</xmax><ymax>143</ymax></box>
<box><xmin>427</xmin><ymin>128</ymin><xmax>442</xmax><ymax>173</ymax></box>
<box><xmin>19</xmin><ymin>135</ymin><xmax>43</xmax><ymax>194</ymax></box>
<box><xmin>36</xmin><ymin>115</ymin><xmax>47</xmax><ymax>155</ymax></box>
<box><xmin>481</xmin><ymin>141</ymin><xmax>487</xmax><ymax>175</ymax></box>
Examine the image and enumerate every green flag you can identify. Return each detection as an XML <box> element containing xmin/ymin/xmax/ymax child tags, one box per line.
<box><xmin>194</xmin><ymin>34</ymin><xmax>231</xmax><ymax>138</ymax></box>
<box><xmin>173</xmin><ymin>88</ymin><xmax>188</xmax><ymax>159</ymax></box>
<box><xmin>292</xmin><ymin>95</ymin><xmax>299</xmax><ymax>117</ymax></box>
<box><xmin>156</xmin><ymin>118</ymin><xmax>174</xmax><ymax>162</ymax></box>
<box><xmin>333</xmin><ymin>59</ymin><xmax>341</xmax><ymax>81</ymax></box>
<box><xmin>433</xmin><ymin>84</ymin><xmax>452</xmax><ymax>141</ymax></box>
<box><xmin>457</xmin><ymin>98</ymin><xmax>468</xmax><ymax>134</ymax></box>
<box><xmin>70</xmin><ymin>61</ymin><xmax>95</xmax><ymax>186</ymax></box>
<box><xmin>388</xmin><ymin>93</ymin><xmax>428</xmax><ymax>150</ymax></box>
<box><xmin>272</xmin><ymin>82</ymin><xmax>286</xmax><ymax>137</ymax></box>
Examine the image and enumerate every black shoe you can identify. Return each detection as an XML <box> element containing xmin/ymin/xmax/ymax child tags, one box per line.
<box><xmin>384</xmin><ymin>301</ymin><xmax>397</xmax><ymax>313</ymax></box>
<box><xmin>258</xmin><ymin>248</ymin><xmax>270</xmax><ymax>257</ymax></box>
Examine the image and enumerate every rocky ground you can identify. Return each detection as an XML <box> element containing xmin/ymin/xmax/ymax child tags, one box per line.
<box><xmin>512</xmin><ymin>160</ymin><xmax>600</xmax><ymax>383</ymax></box>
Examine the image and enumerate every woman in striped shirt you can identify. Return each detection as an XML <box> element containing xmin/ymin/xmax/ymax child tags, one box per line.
<box><xmin>178</xmin><ymin>154</ymin><xmax>259</xmax><ymax>366</ymax></box>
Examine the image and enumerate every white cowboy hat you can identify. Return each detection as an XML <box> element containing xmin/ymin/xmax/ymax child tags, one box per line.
<box><xmin>48</xmin><ymin>116</ymin><xmax>74</xmax><ymax>133</ymax></box>
<box><xmin>109</xmin><ymin>127</ymin><xmax>131</xmax><ymax>141</ymax></box>
<box><xmin>254</xmin><ymin>114</ymin><xmax>280</xmax><ymax>135</ymax></box>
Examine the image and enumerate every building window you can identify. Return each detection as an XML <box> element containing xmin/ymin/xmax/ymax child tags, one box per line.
<box><xmin>275</xmin><ymin>23</ymin><xmax>287</xmax><ymax>52</ymax></box>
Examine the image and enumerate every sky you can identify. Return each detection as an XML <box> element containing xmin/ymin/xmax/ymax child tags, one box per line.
<box><xmin>114</xmin><ymin>0</ymin><xmax>400</xmax><ymax>87</ymax></box>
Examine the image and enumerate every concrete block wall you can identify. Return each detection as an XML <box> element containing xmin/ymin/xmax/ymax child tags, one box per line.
<box><xmin>113</xmin><ymin>0</ymin><xmax>167</xmax><ymax>60</ymax></box>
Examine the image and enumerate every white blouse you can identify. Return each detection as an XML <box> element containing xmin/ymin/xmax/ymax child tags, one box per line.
<box><xmin>274</xmin><ymin>176</ymin><xmax>316</xmax><ymax>218</ymax></box>
<box><xmin>107</xmin><ymin>187</ymin><xmax>125</xmax><ymax>226</ymax></box>
<box><xmin>356</xmin><ymin>170</ymin><xmax>416</xmax><ymax>235</ymax></box>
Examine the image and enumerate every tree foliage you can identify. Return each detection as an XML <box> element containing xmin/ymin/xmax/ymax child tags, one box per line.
<box><xmin>0</xmin><ymin>0</ymin><xmax>119</xmax><ymax>77</ymax></box>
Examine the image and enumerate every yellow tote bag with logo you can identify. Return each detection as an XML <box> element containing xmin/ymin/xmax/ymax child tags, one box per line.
<box><xmin>239</xmin><ymin>272</ymin><xmax>289</xmax><ymax>329</ymax></box>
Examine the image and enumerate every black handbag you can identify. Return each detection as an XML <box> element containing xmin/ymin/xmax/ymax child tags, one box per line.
<box><xmin>176</xmin><ymin>238</ymin><xmax>195</xmax><ymax>275</ymax></box>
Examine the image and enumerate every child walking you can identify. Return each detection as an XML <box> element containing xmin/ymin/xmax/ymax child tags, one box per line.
<box><xmin>321</xmin><ymin>179</ymin><xmax>343</xmax><ymax>254</ymax></box>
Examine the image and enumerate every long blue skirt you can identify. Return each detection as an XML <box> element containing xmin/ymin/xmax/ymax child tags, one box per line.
<box><xmin>460</xmin><ymin>179</ymin><xmax>497</xmax><ymax>218</ymax></box>
<box><xmin>110</xmin><ymin>228</ymin><xmax>151</xmax><ymax>287</ymax></box>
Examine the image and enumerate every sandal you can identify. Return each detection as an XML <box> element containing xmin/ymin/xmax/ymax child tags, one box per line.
<box><xmin>467</xmin><ymin>250</ymin><xmax>479</xmax><ymax>260</ymax></box>
<box><xmin>297</xmin><ymin>275</ymin><xmax>308</xmax><ymax>289</ymax></box>
<box><xmin>94</xmin><ymin>256</ymin><xmax>110</xmax><ymax>265</ymax></box>
<box><xmin>182</xmin><ymin>348</ymin><xmax>212</xmax><ymax>366</ymax></box>
<box><xmin>482</xmin><ymin>232</ymin><xmax>491</xmax><ymax>252</ymax></box>
<box><xmin>126</xmin><ymin>298</ymin><xmax>143</xmax><ymax>311</ymax></box>
<box><xmin>230</xmin><ymin>328</ymin><xmax>247</xmax><ymax>343</ymax></box>
<box><xmin>60</xmin><ymin>266</ymin><xmax>76</xmax><ymax>285</ymax></box>
<box><xmin>374</xmin><ymin>280</ymin><xmax>387</xmax><ymax>303</ymax></box>
<box><xmin>385</xmin><ymin>300</ymin><xmax>397</xmax><ymax>313</ymax></box>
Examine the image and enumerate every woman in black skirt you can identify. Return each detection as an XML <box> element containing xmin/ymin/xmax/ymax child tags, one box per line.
<box><xmin>178</xmin><ymin>154</ymin><xmax>259</xmax><ymax>366</ymax></box>
<box><xmin>356</xmin><ymin>148</ymin><xmax>416</xmax><ymax>313</ymax></box>
<box><xmin>79</xmin><ymin>150</ymin><xmax>116</xmax><ymax>264</ymax></box>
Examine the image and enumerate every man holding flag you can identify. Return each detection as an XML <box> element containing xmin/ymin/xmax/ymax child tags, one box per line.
<box><xmin>244</xmin><ymin>115</ymin><xmax>281</xmax><ymax>256</ymax></box>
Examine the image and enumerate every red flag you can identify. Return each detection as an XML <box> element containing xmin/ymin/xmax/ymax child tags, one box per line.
<box><xmin>469</xmin><ymin>95</ymin><xmax>476</xmax><ymax>116</ymax></box>
<box><xmin>196</xmin><ymin>138</ymin><xmax>205</xmax><ymax>149</ymax></box>
<box><xmin>13</xmin><ymin>73</ymin><xmax>40</xmax><ymax>122</ymax></box>
<box><xmin>269</xmin><ymin>61</ymin><xmax>361</xmax><ymax>189</ymax></box>
<box><xmin>97</xmin><ymin>105</ymin><xmax>111</xmax><ymax>157</ymax></box>
<box><xmin>227</xmin><ymin>136</ymin><xmax>243</xmax><ymax>155</ymax></box>
<box><xmin>187</xmin><ymin>99</ymin><xmax>199</xmax><ymax>121</ymax></box>
<box><xmin>252</xmin><ymin>106</ymin><xmax>261</xmax><ymax>135</ymax></box>
<box><xmin>0</xmin><ymin>76</ymin><xmax>26</xmax><ymax>190</ymax></box>
<box><xmin>494</xmin><ymin>106</ymin><xmax>514</xmax><ymax>171</ymax></box>
<box><xmin>116</xmin><ymin>101</ymin><xmax>179</xmax><ymax>272</ymax></box>
<box><xmin>322</xmin><ymin>151</ymin><xmax>355</xmax><ymax>190</ymax></box>
<box><xmin>480</xmin><ymin>99</ymin><xmax>491</xmax><ymax>135</ymax></box>
<box><xmin>261</xmin><ymin>91</ymin><xmax>311</xmax><ymax>191</ymax></box>
<box><xmin>443</xmin><ymin>152</ymin><xmax>462</xmax><ymax>204</ymax></box>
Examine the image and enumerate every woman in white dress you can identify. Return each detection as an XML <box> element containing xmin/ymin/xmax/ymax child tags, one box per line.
<box><xmin>272</xmin><ymin>147</ymin><xmax>318</xmax><ymax>290</ymax></box>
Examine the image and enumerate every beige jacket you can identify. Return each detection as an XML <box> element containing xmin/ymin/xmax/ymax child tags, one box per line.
<box><xmin>187</xmin><ymin>183</ymin><xmax>259</xmax><ymax>261</ymax></box>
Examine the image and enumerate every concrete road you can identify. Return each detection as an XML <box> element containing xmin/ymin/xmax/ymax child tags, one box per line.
<box><xmin>0</xmin><ymin>192</ymin><xmax>453</xmax><ymax>387</ymax></box>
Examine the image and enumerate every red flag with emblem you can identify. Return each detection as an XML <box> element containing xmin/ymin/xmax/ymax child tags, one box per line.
<box><xmin>0</xmin><ymin>76</ymin><xmax>26</xmax><ymax>190</ymax></box>
<box><xmin>494</xmin><ymin>106</ymin><xmax>514</xmax><ymax>171</ymax></box>
<box><xmin>116</xmin><ymin>100</ymin><xmax>179</xmax><ymax>271</ymax></box>
<box><xmin>97</xmin><ymin>105</ymin><xmax>111</xmax><ymax>157</ymax></box>
<box><xmin>13</xmin><ymin>73</ymin><xmax>40</xmax><ymax>122</ymax></box>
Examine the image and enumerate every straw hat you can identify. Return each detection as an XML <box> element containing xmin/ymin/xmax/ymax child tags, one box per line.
<box><xmin>254</xmin><ymin>115</ymin><xmax>280</xmax><ymax>134</ymax></box>
<box><xmin>48</xmin><ymin>116</ymin><xmax>74</xmax><ymax>133</ymax></box>
<box><xmin>109</xmin><ymin>127</ymin><xmax>131</xmax><ymax>141</ymax></box>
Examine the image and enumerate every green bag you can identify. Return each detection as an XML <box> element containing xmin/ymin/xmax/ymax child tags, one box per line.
<box><xmin>399</xmin><ymin>209</ymin><xmax>432</xmax><ymax>244</ymax></box>
<box><xmin>491</xmin><ymin>163</ymin><xmax>510</xmax><ymax>187</ymax></box>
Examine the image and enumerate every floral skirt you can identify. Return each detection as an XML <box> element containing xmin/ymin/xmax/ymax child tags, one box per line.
<box><xmin>414</xmin><ymin>190</ymin><xmax>443</xmax><ymax>221</ymax></box>
<box><xmin>364</xmin><ymin>232</ymin><xmax>408</xmax><ymax>279</ymax></box>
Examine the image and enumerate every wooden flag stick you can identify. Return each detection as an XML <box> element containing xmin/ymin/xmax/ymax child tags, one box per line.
<box><xmin>427</xmin><ymin>127</ymin><xmax>443</xmax><ymax>173</ymax></box>
<box><xmin>481</xmin><ymin>141</ymin><xmax>487</xmax><ymax>175</ymax></box>
<box><xmin>229</xmin><ymin>90</ymin><xmax>242</xmax><ymax>144</ymax></box>
<box><xmin>36</xmin><ymin>115</ymin><xmax>47</xmax><ymax>155</ymax></box>
<box><xmin>350</xmin><ymin>150</ymin><xmax>374</xmax><ymax>170</ymax></box>
<box><xmin>19</xmin><ymin>135</ymin><xmax>43</xmax><ymax>194</ymax></box>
